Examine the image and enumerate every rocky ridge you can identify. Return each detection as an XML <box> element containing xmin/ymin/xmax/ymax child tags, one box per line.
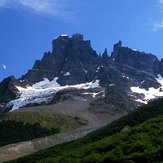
<box><xmin>0</xmin><ymin>33</ymin><xmax>163</xmax><ymax>113</ymax></box>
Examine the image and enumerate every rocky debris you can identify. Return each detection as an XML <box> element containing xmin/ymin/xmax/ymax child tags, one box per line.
<box><xmin>104</xmin><ymin>85</ymin><xmax>137</xmax><ymax>111</ymax></box>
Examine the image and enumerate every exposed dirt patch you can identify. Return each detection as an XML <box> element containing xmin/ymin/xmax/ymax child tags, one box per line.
<box><xmin>0</xmin><ymin>96</ymin><xmax>125</xmax><ymax>162</ymax></box>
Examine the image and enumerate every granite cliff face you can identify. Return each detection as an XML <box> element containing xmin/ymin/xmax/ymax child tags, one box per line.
<box><xmin>111</xmin><ymin>41</ymin><xmax>160</xmax><ymax>75</ymax></box>
<box><xmin>0</xmin><ymin>76</ymin><xmax>18</xmax><ymax>112</ymax></box>
<box><xmin>0</xmin><ymin>33</ymin><xmax>163</xmax><ymax>113</ymax></box>
<box><xmin>22</xmin><ymin>34</ymin><xmax>99</xmax><ymax>85</ymax></box>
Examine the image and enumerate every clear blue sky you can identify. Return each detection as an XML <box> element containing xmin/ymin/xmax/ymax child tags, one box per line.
<box><xmin>0</xmin><ymin>0</ymin><xmax>163</xmax><ymax>81</ymax></box>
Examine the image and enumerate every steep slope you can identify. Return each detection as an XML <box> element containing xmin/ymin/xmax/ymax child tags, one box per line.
<box><xmin>0</xmin><ymin>33</ymin><xmax>163</xmax><ymax>113</ymax></box>
<box><xmin>0</xmin><ymin>76</ymin><xmax>18</xmax><ymax>112</ymax></box>
<box><xmin>0</xmin><ymin>99</ymin><xmax>124</xmax><ymax>162</ymax></box>
<box><xmin>22</xmin><ymin>33</ymin><xmax>99</xmax><ymax>85</ymax></box>
<box><xmin>17</xmin><ymin>116</ymin><xmax>163</xmax><ymax>162</ymax></box>
<box><xmin>111</xmin><ymin>40</ymin><xmax>160</xmax><ymax>74</ymax></box>
<box><xmin>10</xmin><ymin>98</ymin><xmax>163</xmax><ymax>162</ymax></box>
<box><xmin>0</xmin><ymin>111</ymin><xmax>83</xmax><ymax>147</ymax></box>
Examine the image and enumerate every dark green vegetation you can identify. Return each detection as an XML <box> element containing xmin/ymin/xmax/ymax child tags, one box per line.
<box><xmin>0</xmin><ymin>111</ymin><xmax>82</xmax><ymax>147</ymax></box>
<box><xmin>85</xmin><ymin>98</ymin><xmax>163</xmax><ymax>142</ymax></box>
<box><xmin>0</xmin><ymin>120</ymin><xmax>59</xmax><ymax>147</ymax></box>
<box><xmin>11</xmin><ymin>98</ymin><xmax>163</xmax><ymax>162</ymax></box>
<box><xmin>11</xmin><ymin>115</ymin><xmax>163</xmax><ymax>163</ymax></box>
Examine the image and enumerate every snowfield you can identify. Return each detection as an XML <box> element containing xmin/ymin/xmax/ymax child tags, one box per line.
<box><xmin>130</xmin><ymin>74</ymin><xmax>163</xmax><ymax>104</ymax></box>
<box><xmin>6</xmin><ymin>78</ymin><xmax>100</xmax><ymax>110</ymax></box>
<box><xmin>6</xmin><ymin>73</ymin><xmax>163</xmax><ymax>110</ymax></box>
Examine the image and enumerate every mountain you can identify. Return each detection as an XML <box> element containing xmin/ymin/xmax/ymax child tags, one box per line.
<box><xmin>22</xmin><ymin>33</ymin><xmax>99</xmax><ymax>85</ymax></box>
<box><xmin>0</xmin><ymin>33</ymin><xmax>163</xmax><ymax>113</ymax></box>
<box><xmin>1</xmin><ymin>34</ymin><xmax>163</xmax><ymax>162</ymax></box>
<box><xmin>10</xmin><ymin>98</ymin><xmax>163</xmax><ymax>162</ymax></box>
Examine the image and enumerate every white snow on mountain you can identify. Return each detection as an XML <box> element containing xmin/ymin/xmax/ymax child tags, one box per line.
<box><xmin>130</xmin><ymin>74</ymin><xmax>163</xmax><ymax>104</ymax></box>
<box><xmin>90</xmin><ymin>80</ymin><xmax>100</xmax><ymax>88</ymax></box>
<box><xmin>82</xmin><ymin>90</ymin><xmax>104</xmax><ymax>98</ymax></box>
<box><xmin>109</xmin><ymin>84</ymin><xmax>115</xmax><ymax>86</ymax></box>
<box><xmin>83</xmin><ymin>69</ymin><xmax>88</xmax><ymax>74</ymax></box>
<box><xmin>157</xmin><ymin>74</ymin><xmax>163</xmax><ymax>86</ymax></box>
<box><xmin>132</xmin><ymin>49</ymin><xmax>138</xmax><ymax>51</ymax></box>
<box><xmin>61</xmin><ymin>34</ymin><xmax>68</xmax><ymax>37</ymax></box>
<box><xmin>32</xmin><ymin>77</ymin><xmax>60</xmax><ymax>89</ymax></box>
<box><xmin>64</xmin><ymin>72</ymin><xmax>70</xmax><ymax>76</ymax></box>
<box><xmin>6</xmin><ymin>78</ymin><xmax>100</xmax><ymax>110</ymax></box>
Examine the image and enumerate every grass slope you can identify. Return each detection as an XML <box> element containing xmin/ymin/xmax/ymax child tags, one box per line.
<box><xmin>20</xmin><ymin>115</ymin><xmax>163</xmax><ymax>162</ymax></box>
<box><xmin>11</xmin><ymin>98</ymin><xmax>163</xmax><ymax>162</ymax></box>
<box><xmin>0</xmin><ymin>111</ymin><xmax>82</xmax><ymax>147</ymax></box>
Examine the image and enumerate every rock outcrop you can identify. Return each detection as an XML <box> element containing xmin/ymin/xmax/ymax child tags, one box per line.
<box><xmin>0</xmin><ymin>76</ymin><xmax>18</xmax><ymax>112</ymax></box>
<box><xmin>22</xmin><ymin>34</ymin><xmax>99</xmax><ymax>85</ymax></box>
<box><xmin>0</xmin><ymin>34</ymin><xmax>163</xmax><ymax>113</ymax></box>
<box><xmin>111</xmin><ymin>41</ymin><xmax>160</xmax><ymax>75</ymax></box>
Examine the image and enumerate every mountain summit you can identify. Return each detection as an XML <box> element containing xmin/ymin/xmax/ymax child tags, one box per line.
<box><xmin>22</xmin><ymin>33</ymin><xmax>99</xmax><ymax>85</ymax></box>
<box><xmin>0</xmin><ymin>33</ymin><xmax>163</xmax><ymax>113</ymax></box>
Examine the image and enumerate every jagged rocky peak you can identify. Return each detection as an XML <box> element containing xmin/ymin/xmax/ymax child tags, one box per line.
<box><xmin>111</xmin><ymin>40</ymin><xmax>122</xmax><ymax>60</ymax></box>
<box><xmin>111</xmin><ymin>41</ymin><xmax>160</xmax><ymax>75</ymax></box>
<box><xmin>102</xmin><ymin>48</ymin><xmax>109</xmax><ymax>59</ymax></box>
<box><xmin>21</xmin><ymin>33</ymin><xmax>99</xmax><ymax>85</ymax></box>
<box><xmin>52</xmin><ymin>33</ymin><xmax>92</xmax><ymax>55</ymax></box>
<box><xmin>1</xmin><ymin>33</ymin><xmax>163</xmax><ymax>113</ymax></box>
<box><xmin>72</xmin><ymin>33</ymin><xmax>84</xmax><ymax>40</ymax></box>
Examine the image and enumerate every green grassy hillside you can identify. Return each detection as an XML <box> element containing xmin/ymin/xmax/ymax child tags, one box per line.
<box><xmin>83</xmin><ymin>98</ymin><xmax>163</xmax><ymax>142</ymax></box>
<box><xmin>0</xmin><ymin>111</ymin><xmax>82</xmax><ymax>147</ymax></box>
<box><xmin>15</xmin><ymin>115</ymin><xmax>163</xmax><ymax>163</ymax></box>
<box><xmin>11</xmin><ymin>98</ymin><xmax>163</xmax><ymax>162</ymax></box>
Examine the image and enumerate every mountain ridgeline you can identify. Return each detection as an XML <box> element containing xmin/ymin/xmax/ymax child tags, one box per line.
<box><xmin>22</xmin><ymin>34</ymin><xmax>163</xmax><ymax>84</ymax></box>
<box><xmin>22</xmin><ymin>34</ymin><xmax>99</xmax><ymax>85</ymax></box>
<box><xmin>0</xmin><ymin>33</ymin><xmax>163</xmax><ymax>113</ymax></box>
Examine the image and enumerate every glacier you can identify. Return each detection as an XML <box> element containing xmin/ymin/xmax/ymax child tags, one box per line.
<box><xmin>6</xmin><ymin>78</ymin><xmax>100</xmax><ymax>110</ymax></box>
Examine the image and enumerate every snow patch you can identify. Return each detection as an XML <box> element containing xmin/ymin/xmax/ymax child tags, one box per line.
<box><xmin>156</xmin><ymin>74</ymin><xmax>163</xmax><ymax>86</ymax></box>
<box><xmin>90</xmin><ymin>80</ymin><xmax>100</xmax><ymax>88</ymax></box>
<box><xmin>64</xmin><ymin>72</ymin><xmax>70</xmax><ymax>76</ymax></box>
<box><xmin>83</xmin><ymin>69</ymin><xmax>87</xmax><ymax>74</ymax></box>
<box><xmin>122</xmin><ymin>75</ymin><xmax>129</xmax><ymax>79</ymax></box>
<box><xmin>96</xmin><ymin>67</ymin><xmax>100</xmax><ymax>72</ymax></box>
<box><xmin>83</xmin><ymin>90</ymin><xmax>104</xmax><ymax>98</ymax></box>
<box><xmin>132</xmin><ymin>48</ymin><xmax>138</xmax><ymax>51</ymax></box>
<box><xmin>135</xmin><ymin>99</ymin><xmax>146</xmax><ymax>104</ymax></box>
<box><xmin>61</xmin><ymin>34</ymin><xmax>68</xmax><ymax>37</ymax></box>
<box><xmin>130</xmin><ymin>74</ymin><xmax>163</xmax><ymax>104</ymax></box>
<box><xmin>32</xmin><ymin>78</ymin><xmax>60</xmax><ymax>89</ymax></box>
<box><xmin>109</xmin><ymin>84</ymin><xmax>115</xmax><ymax>86</ymax></box>
<box><xmin>19</xmin><ymin>80</ymin><xmax>25</xmax><ymax>83</ymax></box>
<box><xmin>7</xmin><ymin>79</ymin><xmax>101</xmax><ymax>110</ymax></box>
<box><xmin>141</xmin><ymin>80</ymin><xmax>145</xmax><ymax>84</ymax></box>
